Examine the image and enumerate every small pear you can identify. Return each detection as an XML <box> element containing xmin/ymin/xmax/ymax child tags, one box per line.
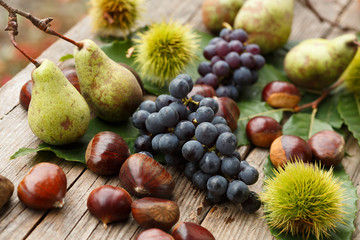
<box><xmin>233</xmin><ymin>0</ymin><xmax>294</xmax><ymax>54</ymax></box>
<box><xmin>74</xmin><ymin>39</ymin><xmax>143</xmax><ymax>122</ymax></box>
<box><xmin>28</xmin><ymin>60</ymin><xmax>90</xmax><ymax>145</ymax></box>
<box><xmin>284</xmin><ymin>34</ymin><xmax>357</xmax><ymax>90</ymax></box>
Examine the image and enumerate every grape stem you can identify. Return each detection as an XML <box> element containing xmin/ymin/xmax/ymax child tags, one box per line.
<box><xmin>0</xmin><ymin>0</ymin><xmax>83</xmax><ymax>49</ymax></box>
<box><xmin>294</xmin><ymin>79</ymin><xmax>344</xmax><ymax>112</ymax></box>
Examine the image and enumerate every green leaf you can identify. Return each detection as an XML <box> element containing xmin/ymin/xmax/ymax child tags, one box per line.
<box><xmin>59</xmin><ymin>54</ymin><xmax>74</xmax><ymax>62</ymax></box>
<box><xmin>11</xmin><ymin>118</ymin><xmax>138</xmax><ymax>164</ymax></box>
<box><xmin>316</xmin><ymin>94</ymin><xmax>343</xmax><ymax>129</ymax></box>
<box><xmin>100</xmin><ymin>30</ymin><xmax>213</xmax><ymax>96</ymax></box>
<box><xmin>263</xmin><ymin>158</ymin><xmax>358</xmax><ymax>240</ymax></box>
<box><xmin>282</xmin><ymin>113</ymin><xmax>333</xmax><ymax>140</ymax></box>
<box><xmin>235</xmin><ymin>101</ymin><xmax>283</xmax><ymax>145</ymax></box>
<box><xmin>338</xmin><ymin>93</ymin><xmax>360</xmax><ymax>145</ymax></box>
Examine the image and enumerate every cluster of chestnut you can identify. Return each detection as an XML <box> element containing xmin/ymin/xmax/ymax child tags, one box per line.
<box><xmin>14</xmin><ymin>131</ymin><xmax>215</xmax><ymax>239</ymax></box>
<box><xmin>246</xmin><ymin>80</ymin><xmax>345</xmax><ymax>168</ymax></box>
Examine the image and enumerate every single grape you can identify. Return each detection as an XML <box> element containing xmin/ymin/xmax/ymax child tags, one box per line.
<box><xmin>226</xmin><ymin>180</ymin><xmax>250</xmax><ymax>203</ymax></box>
<box><xmin>196</xmin><ymin>77</ymin><xmax>205</xmax><ymax>85</ymax></box>
<box><xmin>134</xmin><ymin>135</ymin><xmax>152</xmax><ymax>153</ymax></box>
<box><xmin>138</xmin><ymin>151</ymin><xmax>153</xmax><ymax>158</ymax></box>
<box><xmin>210</xmin><ymin>55</ymin><xmax>222</xmax><ymax>66</ymax></box>
<box><xmin>165</xmin><ymin>154</ymin><xmax>185</xmax><ymax>167</ymax></box>
<box><xmin>239</xmin><ymin>160</ymin><xmax>250</xmax><ymax>170</ymax></box>
<box><xmin>227</xmin><ymin>85</ymin><xmax>240</xmax><ymax>100</ymax></box>
<box><xmin>215</xmin><ymin>40</ymin><xmax>231</xmax><ymax>58</ymax></box>
<box><xmin>174</xmin><ymin>120</ymin><xmax>195</xmax><ymax>140</ymax></box>
<box><xmin>155</xmin><ymin>94</ymin><xmax>176</xmax><ymax>111</ymax></box>
<box><xmin>199</xmin><ymin>98</ymin><xmax>219</xmax><ymax>114</ymax></box>
<box><xmin>245</xmin><ymin>44</ymin><xmax>261</xmax><ymax>54</ymax></box>
<box><xmin>241</xmin><ymin>191</ymin><xmax>261</xmax><ymax>213</ymax></box>
<box><xmin>184</xmin><ymin>161</ymin><xmax>199</xmax><ymax>179</ymax></box>
<box><xmin>212</xmin><ymin>60</ymin><xmax>230</xmax><ymax>77</ymax></box>
<box><xmin>202</xmin><ymin>73</ymin><xmax>219</xmax><ymax>88</ymax></box>
<box><xmin>219</xmin><ymin>28</ymin><xmax>232</xmax><ymax>41</ymax></box>
<box><xmin>207</xmin><ymin>175</ymin><xmax>228</xmax><ymax>196</ymax></box>
<box><xmin>158</xmin><ymin>106</ymin><xmax>179</xmax><ymax>127</ymax></box>
<box><xmin>254</xmin><ymin>54</ymin><xmax>265</xmax><ymax>70</ymax></box>
<box><xmin>187</xmin><ymin>112</ymin><xmax>196</xmax><ymax>122</ymax></box>
<box><xmin>209</xmin><ymin>37</ymin><xmax>222</xmax><ymax>45</ymax></box>
<box><xmin>203</xmin><ymin>44</ymin><xmax>217</xmax><ymax>60</ymax></box>
<box><xmin>216</xmin><ymin>132</ymin><xmax>238</xmax><ymax>156</ymax></box>
<box><xmin>206</xmin><ymin>191</ymin><xmax>224</xmax><ymax>203</ymax></box>
<box><xmin>232</xmin><ymin>151</ymin><xmax>241</xmax><ymax>161</ymax></box>
<box><xmin>195</xmin><ymin>122</ymin><xmax>218</xmax><ymax>147</ymax></box>
<box><xmin>230</xmin><ymin>29</ymin><xmax>248</xmax><ymax>43</ymax></box>
<box><xmin>221</xmin><ymin>156</ymin><xmax>241</xmax><ymax>176</ymax></box>
<box><xmin>169</xmin><ymin>101</ymin><xmax>188</xmax><ymax>120</ymax></box>
<box><xmin>159</xmin><ymin>133</ymin><xmax>179</xmax><ymax>154</ymax></box>
<box><xmin>192</xmin><ymin>171</ymin><xmax>211</xmax><ymax>190</ymax></box>
<box><xmin>238</xmin><ymin>165</ymin><xmax>259</xmax><ymax>185</ymax></box>
<box><xmin>199</xmin><ymin>152</ymin><xmax>221</xmax><ymax>174</ymax></box>
<box><xmin>211</xmin><ymin>116</ymin><xmax>227</xmax><ymax>125</ymax></box>
<box><xmin>177</xmin><ymin>74</ymin><xmax>194</xmax><ymax>92</ymax></box>
<box><xmin>216</xmin><ymin>86</ymin><xmax>232</xmax><ymax>98</ymax></box>
<box><xmin>195</xmin><ymin>106</ymin><xmax>214</xmax><ymax>123</ymax></box>
<box><xmin>182</xmin><ymin>140</ymin><xmax>204</xmax><ymax>162</ymax></box>
<box><xmin>225</xmin><ymin>52</ymin><xmax>241</xmax><ymax>69</ymax></box>
<box><xmin>215</xmin><ymin>123</ymin><xmax>231</xmax><ymax>136</ymax></box>
<box><xmin>198</xmin><ymin>62</ymin><xmax>213</xmax><ymax>77</ymax></box>
<box><xmin>188</xmin><ymin>94</ymin><xmax>204</xmax><ymax>112</ymax></box>
<box><xmin>151</xmin><ymin>133</ymin><xmax>164</xmax><ymax>152</ymax></box>
<box><xmin>233</xmin><ymin>67</ymin><xmax>253</xmax><ymax>86</ymax></box>
<box><xmin>131</xmin><ymin>110</ymin><xmax>150</xmax><ymax>130</ymax></box>
<box><xmin>228</xmin><ymin>40</ymin><xmax>244</xmax><ymax>54</ymax></box>
<box><xmin>139</xmin><ymin>100</ymin><xmax>157</xmax><ymax>113</ymax></box>
<box><xmin>169</xmin><ymin>78</ymin><xmax>190</xmax><ymax>99</ymax></box>
<box><xmin>240</xmin><ymin>52</ymin><xmax>256</xmax><ymax>69</ymax></box>
<box><xmin>145</xmin><ymin>112</ymin><xmax>167</xmax><ymax>134</ymax></box>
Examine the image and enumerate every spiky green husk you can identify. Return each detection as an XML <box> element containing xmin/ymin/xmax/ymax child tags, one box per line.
<box><xmin>260</xmin><ymin>161</ymin><xmax>347</xmax><ymax>240</ymax></box>
<box><xmin>134</xmin><ymin>21</ymin><xmax>200</xmax><ymax>87</ymax></box>
<box><xmin>89</xmin><ymin>0</ymin><xmax>143</xmax><ymax>36</ymax></box>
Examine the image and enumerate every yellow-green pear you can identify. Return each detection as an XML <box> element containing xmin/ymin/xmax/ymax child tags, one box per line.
<box><xmin>74</xmin><ymin>39</ymin><xmax>143</xmax><ymax>122</ymax></box>
<box><xmin>234</xmin><ymin>0</ymin><xmax>294</xmax><ymax>54</ymax></box>
<box><xmin>28</xmin><ymin>60</ymin><xmax>90</xmax><ymax>145</ymax></box>
<box><xmin>284</xmin><ymin>34</ymin><xmax>357</xmax><ymax>90</ymax></box>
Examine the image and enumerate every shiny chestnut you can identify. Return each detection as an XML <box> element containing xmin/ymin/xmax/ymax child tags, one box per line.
<box><xmin>0</xmin><ymin>175</ymin><xmax>14</xmax><ymax>209</ymax></box>
<box><xmin>188</xmin><ymin>84</ymin><xmax>216</xmax><ymax>98</ymax></box>
<box><xmin>270</xmin><ymin>135</ymin><xmax>313</xmax><ymax>168</ymax></box>
<box><xmin>87</xmin><ymin>185</ymin><xmax>132</xmax><ymax>228</ymax></box>
<box><xmin>131</xmin><ymin>197</ymin><xmax>180</xmax><ymax>231</ymax></box>
<box><xmin>246</xmin><ymin>116</ymin><xmax>282</xmax><ymax>148</ymax></box>
<box><xmin>135</xmin><ymin>228</ymin><xmax>175</xmax><ymax>240</ymax></box>
<box><xmin>262</xmin><ymin>81</ymin><xmax>300</xmax><ymax>108</ymax></box>
<box><xmin>61</xmin><ymin>67</ymin><xmax>81</xmax><ymax>93</ymax></box>
<box><xmin>308</xmin><ymin>130</ymin><xmax>345</xmax><ymax>167</ymax></box>
<box><xmin>214</xmin><ymin>97</ymin><xmax>240</xmax><ymax>131</ymax></box>
<box><xmin>172</xmin><ymin>222</ymin><xmax>215</xmax><ymax>240</ymax></box>
<box><xmin>86</xmin><ymin>131</ymin><xmax>130</xmax><ymax>175</ymax></box>
<box><xmin>119</xmin><ymin>153</ymin><xmax>175</xmax><ymax>198</ymax></box>
<box><xmin>17</xmin><ymin>162</ymin><xmax>67</xmax><ymax>210</ymax></box>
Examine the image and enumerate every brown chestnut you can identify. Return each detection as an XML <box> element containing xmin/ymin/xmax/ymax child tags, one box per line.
<box><xmin>119</xmin><ymin>153</ymin><xmax>175</xmax><ymax>198</ymax></box>
<box><xmin>86</xmin><ymin>131</ymin><xmax>131</xmax><ymax>175</ymax></box>
<box><xmin>214</xmin><ymin>97</ymin><xmax>240</xmax><ymax>131</ymax></box>
<box><xmin>87</xmin><ymin>185</ymin><xmax>132</xmax><ymax>228</ymax></box>
<box><xmin>262</xmin><ymin>81</ymin><xmax>300</xmax><ymax>108</ymax></box>
<box><xmin>17</xmin><ymin>162</ymin><xmax>67</xmax><ymax>210</ymax></box>
<box><xmin>172</xmin><ymin>222</ymin><xmax>215</xmax><ymax>240</ymax></box>
<box><xmin>0</xmin><ymin>175</ymin><xmax>14</xmax><ymax>209</ymax></box>
<box><xmin>131</xmin><ymin>197</ymin><xmax>180</xmax><ymax>231</ymax></box>
<box><xmin>136</xmin><ymin>228</ymin><xmax>175</xmax><ymax>240</ymax></box>
<box><xmin>246</xmin><ymin>116</ymin><xmax>282</xmax><ymax>148</ymax></box>
<box><xmin>308</xmin><ymin>130</ymin><xmax>345</xmax><ymax>167</ymax></box>
<box><xmin>270</xmin><ymin>135</ymin><xmax>313</xmax><ymax>168</ymax></box>
<box><xmin>61</xmin><ymin>67</ymin><xmax>81</xmax><ymax>93</ymax></box>
<box><xmin>188</xmin><ymin>84</ymin><xmax>216</xmax><ymax>98</ymax></box>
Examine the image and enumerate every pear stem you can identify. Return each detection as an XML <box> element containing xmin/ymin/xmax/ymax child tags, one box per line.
<box><xmin>294</xmin><ymin>79</ymin><xmax>344</xmax><ymax>112</ymax></box>
<box><xmin>0</xmin><ymin>0</ymin><xmax>83</xmax><ymax>49</ymax></box>
<box><xmin>303</xmin><ymin>0</ymin><xmax>357</xmax><ymax>32</ymax></box>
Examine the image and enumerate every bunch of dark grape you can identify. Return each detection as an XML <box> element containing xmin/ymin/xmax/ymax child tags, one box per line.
<box><xmin>131</xmin><ymin>74</ymin><xmax>261</xmax><ymax>213</ymax></box>
<box><xmin>196</xmin><ymin>28</ymin><xmax>265</xmax><ymax>101</ymax></box>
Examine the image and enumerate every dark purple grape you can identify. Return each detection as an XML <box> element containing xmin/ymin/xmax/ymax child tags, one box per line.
<box><xmin>151</xmin><ymin>133</ymin><xmax>164</xmax><ymax>152</ymax></box>
<box><xmin>174</xmin><ymin>120</ymin><xmax>195</xmax><ymax>140</ymax></box>
<box><xmin>254</xmin><ymin>54</ymin><xmax>265</xmax><ymax>70</ymax></box>
<box><xmin>195</xmin><ymin>122</ymin><xmax>218</xmax><ymax>147</ymax></box>
<box><xmin>233</xmin><ymin>151</ymin><xmax>241</xmax><ymax>161</ymax></box>
<box><xmin>215</xmin><ymin>40</ymin><xmax>231</xmax><ymax>58</ymax></box>
<box><xmin>203</xmin><ymin>44</ymin><xmax>217</xmax><ymax>60</ymax></box>
<box><xmin>192</xmin><ymin>171</ymin><xmax>211</xmax><ymax>190</ymax></box>
<box><xmin>131</xmin><ymin>110</ymin><xmax>150</xmax><ymax>130</ymax></box>
<box><xmin>198</xmin><ymin>62</ymin><xmax>213</xmax><ymax>76</ymax></box>
<box><xmin>155</xmin><ymin>94</ymin><xmax>176</xmax><ymax>111</ymax></box>
<box><xmin>188</xmin><ymin>94</ymin><xmax>204</xmax><ymax>112</ymax></box>
<box><xmin>199</xmin><ymin>97</ymin><xmax>219</xmax><ymax>113</ymax></box>
<box><xmin>158</xmin><ymin>106</ymin><xmax>179</xmax><ymax>127</ymax></box>
<box><xmin>202</xmin><ymin>73</ymin><xmax>219</xmax><ymax>88</ymax></box>
<box><xmin>251</xmin><ymin>70</ymin><xmax>258</xmax><ymax>84</ymax></box>
<box><xmin>226</xmin><ymin>85</ymin><xmax>239</xmax><ymax>100</ymax></box>
<box><xmin>169</xmin><ymin>78</ymin><xmax>190</xmax><ymax>99</ymax></box>
<box><xmin>207</xmin><ymin>175</ymin><xmax>228</xmax><ymax>196</ymax></box>
<box><xmin>216</xmin><ymin>86</ymin><xmax>232</xmax><ymax>98</ymax></box>
<box><xmin>139</xmin><ymin>100</ymin><xmax>157</xmax><ymax>113</ymax></box>
<box><xmin>182</xmin><ymin>140</ymin><xmax>204</xmax><ymax>162</ymax></box>
<box><xmin>187</xmin><ymin>112</ymin><xmax>196</xmax><ymax>122</ymax></box>
<box><xmin>226</xmin><ymin>180</ymin><xmax>249</xmax><ymax>203</ymax></box>
<box><xmin>211</xmin><ymin>55</ymin><xmax>222</xmax><ymax>66</ymax></box>
<box><xmin>165</xmin><ymin>154</ymin><xmax>185</xmax><ymax>167</ymax></box>
<box><xmin>225</xmin><ymin>52</ymin><xmax>241</xmax><ymax>69</ymax></box>
<box><xmin>221</xmin><ymin>156</ymin><xmax>241</xmax><ymax>176</ymax></box>
<box><xmin>245</xmin><ymin>44</ymin><xmax>261</xmax><ymax>54</ymax></box>
<box><xmin>215</xmin><ymin>123</ymin><xmax>231</xmax><ymax>136</ymax></box>
<box><xmin>211</xmin><ymin>116</ymin><xmax>227</xmax><ymax>125</ymax></box>
<box><xmin>238</xmin><ymin>165</ymin><xmax>259</xmax><ymax>185</ymax></box>
<box><xmin>199</xmin><ymin>152</ymin><xmax>221</xmax><ymax>174</ymax></box>
<box><xmin>212</xmin><ymin>60</ymin><xmax>230</xmax><ymax>77</ymax></box>
<box><xmin>240</xmin><ymin>52</ymin><xmax>256</xmax><ymax>69</ymax></box>
<box><xmin>233</xmin><ymin>67</ymin><xmax>253</xmax><ymax>86</ymax></box>
<box><xmin>134</xmin><ymin>135</ymin><xmax>152</xmax><ymax>153</ymax></box>
<box><xmin>230</xmin><ymin>29</ymin><xmax>248</xmax><ymax>43</ymax></box>
<box><xmin>145</xmin><ymin>112</ymin><xmax>168</xmax><ymax>134</ymax></box>
<box><xmin>159</xmin><ymin>133</ymin><xmax>179</xmax><ymax>154</ymax></box>
<box><xmin>219</xmin><ymin>28</ymin><xmax>232</xmax><ymax>41</ymax></box>
<box><xmin>228</xmin><ymin>40</ymin><xmax>244</xmax><ymax>54</ymax></box>
<box><xmin>216</xmin><ymin>132</ymin><xmax>237</xmax><ymax>156</ymax></box>
<box><xmin>184</xmin><ymin>161</ymin><xmax>199</xmax><ymax>179</ymax></box>
<box><xmin>206</xmin><ymin>191</ymin><xmax>224</xmax><ymax>203</ymax></box>
<box><xmin>241</xmin><ymin>191</ymin><xmax>261</xmax><ymax>213</ymax></box>
<box><xmin>177</xmin><ymin>74</ymin><xmax>194</xmax><ymax>92</ymax></box>
<box><xmin>169</xmin><ymin>101</ymin><xmax>188</xmax><ymax>120</ymax></box>
<box><xmin>195</xmin><ymin>106</ymin><xmax>214</xmax><ymax>123</ymax></box>
<box><xmin>209</xmin><ymin>37</ymin><xmax>222</xmax><ymax>45</ymax></box>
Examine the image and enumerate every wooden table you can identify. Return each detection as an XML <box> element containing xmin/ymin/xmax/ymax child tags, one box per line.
<box><xmin>0</xmin><ymin>0</ymin><xmax>359</xmax><ymax>239</ymax></box>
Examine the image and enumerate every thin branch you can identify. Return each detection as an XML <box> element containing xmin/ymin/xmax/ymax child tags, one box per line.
<box><xmin>308</xmin><ymin>108</ymin><xmax>317</xmax><ymax>139</ymax></box>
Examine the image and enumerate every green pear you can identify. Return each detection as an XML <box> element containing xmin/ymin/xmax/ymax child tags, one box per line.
<box><xmin>28</xmin><ymin>60</ymin><xmax>90</xmax><ymax>145</ymax></box>
<box><xmin>284</xmin><ymin>34</ymin><xmax>358</xmax><ymax>90</ymax></box>
<box><xmin>73</xmin><ymin>39</ymin><xmax>143</xmax><ymax>122</ymax></box>
<box><xmin>234</xmin><ymin>0</ymin><xmax>294</xmax><ymax>54</ymax></box>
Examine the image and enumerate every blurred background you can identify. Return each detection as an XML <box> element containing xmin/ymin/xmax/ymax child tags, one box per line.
<box><xmin>0</xmin><ymin>0</ymin><xmax>88</xmax><ymax>86</ymax></box>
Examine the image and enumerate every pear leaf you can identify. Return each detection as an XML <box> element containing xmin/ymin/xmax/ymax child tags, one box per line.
<box><xmin>11</xmin><ymin>118</ymin><xmax>138</xmax><ymax>164</ymax></box>
<box><xmin>263</xmin><ymin>158</ymin><xmax>358</xmax><ymax>240</ymax></box>
<box><xmin>316</xmin><ymin>94</ymin><xmax>343</xmax><ymax>129</ymax></box>
<box><xmin>235</xmin><ymin>101</ymin><xmax>283</xmax><ymax>146</ymax></box>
